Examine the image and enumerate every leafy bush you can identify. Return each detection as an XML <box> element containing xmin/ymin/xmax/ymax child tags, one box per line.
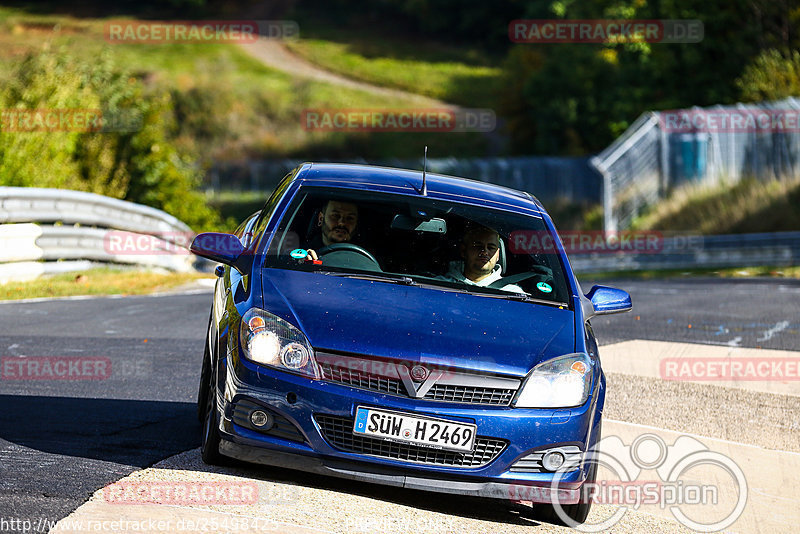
<box><xmin>0</xmin><ymin>47</ymin><xmax>221</xmax><ymax>230</ymax></box>
<box><xmin>738</xmin><ymin>49</ymin><xmax>800</xmax><ymax>101</ymax></box>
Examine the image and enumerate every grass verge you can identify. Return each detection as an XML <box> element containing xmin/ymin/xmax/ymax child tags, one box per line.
<box><xmin>0</xmin><ymin>268</ymin><xmax>212</xmax><ymax>301</ymax></box>
<box><xmin>284</xmin><ymin>34</ymin><xmax>502</xmax><ymax>108</ymax></box>
<box><xmin>631</xmin><ymin>176</ymin><xmax>800</xmax><ymax>234</ymax></box>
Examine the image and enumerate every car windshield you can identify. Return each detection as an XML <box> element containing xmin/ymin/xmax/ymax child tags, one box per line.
<box><xmin>264</xmin><ymin>187</ymin><xmax>571</xmax><ymax>306</ymax></box>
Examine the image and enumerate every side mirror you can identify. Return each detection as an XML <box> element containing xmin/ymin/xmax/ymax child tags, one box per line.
<box><xmin>584</xmin><ymin>285</ymin><xmax>632</xmax><ymax>317</ymax></box>
<box><xmin>190</xmin><ymin>233</ymin><xmax>252</xmax><ymax>275</ymax></box>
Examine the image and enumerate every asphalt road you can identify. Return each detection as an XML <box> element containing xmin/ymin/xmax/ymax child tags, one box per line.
<box><xmin>583</xmin><ymin>277</ymin><xmax>800</xmax><ymax>350</ymax></box>
<box><xmin>1</xmin><ymin>277</ymin><xmax>798</xmax><ymax>531</ymax></box>
<box><xmin>0</xmin><ymin>293</ymin><xmax>208</xmax><ymax>528</ymax></box>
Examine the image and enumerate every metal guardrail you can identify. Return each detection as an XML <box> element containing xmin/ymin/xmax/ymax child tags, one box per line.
<box><xmin>570</xmin><ymin>231</ymin><xmax>800</xmax><ymax>273</ymax></box>
<box><xmin>0</xmin><ymin>186</ymin><xmax>191</xmax><ymax>233</ymax></box>
<box><xmin>0</xmin><ymin>188</ymin><xmax>196</xmax><ymax>283</ymax></box>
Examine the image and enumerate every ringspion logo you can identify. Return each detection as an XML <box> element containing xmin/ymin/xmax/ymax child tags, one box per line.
<box><xmin>510</xmin><ymin>432</ymin><xmax>748</xmax><ymax>532</ymax></box>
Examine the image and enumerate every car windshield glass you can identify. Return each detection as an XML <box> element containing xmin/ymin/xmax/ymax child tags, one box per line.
<box><xmin>264</xmin><ymin>187</ymin><xmax>571</xmax><ymax>306</ymax></box>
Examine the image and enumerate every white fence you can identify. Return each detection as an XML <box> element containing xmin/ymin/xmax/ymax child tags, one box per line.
<box><xmin>0</xmin><ymin>187</ymin><xmax>195</xmax><ymax>283</ymax></box>
<box><xmin>591</xmin><ymin>97</ymin><xmax>800</xmax><ymax>231</ymax></box>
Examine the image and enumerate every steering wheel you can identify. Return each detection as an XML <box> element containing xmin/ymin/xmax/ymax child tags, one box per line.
<box><xmin>487</xmin><ymin>268</ymin><xmax>553</xmax><ymax>290</ymax></box>
<box><xmin>316</xmin><ymin>243</ymin><xmax>380</xmax><ymax>268</ymax></box>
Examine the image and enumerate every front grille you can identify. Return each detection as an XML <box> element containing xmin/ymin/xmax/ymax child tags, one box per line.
<box><xmin>425</xmin><ymin>384</ymin><xmax>515</xmax><ymax>405</ymax></box>
<box><xmin>315</xmin><ymin>415</ymin><xmax>506</xmax><ymax>468</ymax></box>
<box><xmin>318</xmin><ymin>360</ymin><xmax>518</xmax><ymax>406</ymax></box>
<box><xmin>319</xmin><ymin>363</ymin><xmax>403</xmax><ymax>395</ymax></box>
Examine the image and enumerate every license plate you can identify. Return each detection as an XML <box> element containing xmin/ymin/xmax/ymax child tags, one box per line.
<box><xmin>353</xmin><ymin>407</ymin><xmax>477</xmax><ymax>453</ymax></box>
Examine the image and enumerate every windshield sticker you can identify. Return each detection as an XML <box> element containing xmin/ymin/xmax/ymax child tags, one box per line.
<box><xmin>289</xmin><ymin>248</ymin><xmax>308</xmax><ymax>259</ymax></box>
<box><xmin>536</xmin><ymin>281</ymin><xmax>553</xmax><ymax>293</ymax></box>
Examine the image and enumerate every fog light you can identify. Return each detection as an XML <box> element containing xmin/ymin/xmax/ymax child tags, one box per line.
<box><xmin>542</xmin><ymin>451</ymin><xmax>566</xmax><ymax>471</ymax></box>
<box><xmin>250</xmin><ymin>410</ymin><xmax>273</xmax><ymax>429</ymax></box>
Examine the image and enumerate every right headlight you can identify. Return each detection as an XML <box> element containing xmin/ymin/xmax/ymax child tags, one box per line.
<box><xmin>514</xmin><ymin>353</ymin><xmax>594</xmax><ymax>408</ymax></box>
<box><xmin>239</xmin><ymin>308</ymin><xmax>318</xmax><ymax>378</ymax></box>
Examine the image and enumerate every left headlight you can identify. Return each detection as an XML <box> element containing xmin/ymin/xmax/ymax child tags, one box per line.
<box><xmin>514</xmin><ymin>353</ymin><xmax>594</xmax><ymax>408</ymax></box>
<box><xmin>239</xmin><ymin>308</ymin><xmax>318</xmax><ymax>379</ymax></box>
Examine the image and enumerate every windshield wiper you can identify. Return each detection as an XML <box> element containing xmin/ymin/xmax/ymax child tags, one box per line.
<box><xmin>477</xmin><ymin>292</ymin><xmax>569</xmax><ymax>308</ymax></box>
<box><xmin>316</xmin><ymin>271</ymin><xmax>417</xmax><ymax>286</ymax></box>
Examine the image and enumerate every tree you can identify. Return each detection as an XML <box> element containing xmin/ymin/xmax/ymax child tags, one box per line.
<box><xmin>0</xmin><ymin>47</ymin><xmax>221</xmax><ymax>230</ymax></box>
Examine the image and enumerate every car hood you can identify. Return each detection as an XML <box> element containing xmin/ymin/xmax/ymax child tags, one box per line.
<box><xmin>260</xmin><ymin>269</ymin><xmax>575</xmax><ymax>378</ymax></box>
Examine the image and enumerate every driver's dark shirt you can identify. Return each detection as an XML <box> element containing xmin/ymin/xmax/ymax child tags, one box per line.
<box><xmin>304</xmin><ymin>234</ymin><xmax>325</xmax><ymax>251</ymax></box>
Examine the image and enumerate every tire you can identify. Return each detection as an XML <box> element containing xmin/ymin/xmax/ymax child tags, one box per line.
<box><xmin>200</xmin><ymin>365</ymin><xmax>226</xmax><ymax>465</ymax></box>
<box><xmin>197</xmin><ymin>312</ymin><xmax>214</xmax><ymax>423</ymax></box>
<box><xmin>197</xmin><ymin>339</ymin><xmax>211</xmax><ymax>423</ymax></box>
<box><xmin>199</xmin><ymin>315</ymin><xmax>228</xmax><ymax>466</ymax></box>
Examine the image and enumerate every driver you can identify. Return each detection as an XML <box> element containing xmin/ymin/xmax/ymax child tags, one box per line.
<box><xmin>439</xmin><ymin>224</ymin><xmax>524</xmax><ymax>293</ymax></box>
<box><xmin>304</xmin><ymin>200</ymin><xmax>359</xmax><ymax>261</ymax></box>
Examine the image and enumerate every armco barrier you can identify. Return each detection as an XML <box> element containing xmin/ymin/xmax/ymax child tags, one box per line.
<box><xmin>0</xmin><ymin>188</ymin><xmax>196</xmax><ymax>283</ymax></box>
<box><xmin>0</xmin><ymin>186</ymin><xmax>191</xmax><ymax>234</ymax></box>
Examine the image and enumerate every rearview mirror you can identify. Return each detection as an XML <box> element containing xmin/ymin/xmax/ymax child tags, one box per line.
<box><xmin>190</xmin><ymin>232</ymin><xmax>252</xmax><ymax>275</ymax></box>
<box><xmin>390</xmin><ymin>214</ymin><xmax>447</xmax><ymax>233</ymax></box>
<box><xmin>585</xmin><ymin>285</ymin><xmax>632</xmax><ymax>317</ymax></box>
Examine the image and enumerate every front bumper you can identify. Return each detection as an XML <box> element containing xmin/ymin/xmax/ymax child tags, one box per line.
<box><xmin>216</xmin><ymin>358</ymin><xmax>603</xmax><ymax>504</ymax></box>
<box><xmin>220</xmin><ymin>436</ymin><xmax>582</xmax><ymax>504</ymax></box>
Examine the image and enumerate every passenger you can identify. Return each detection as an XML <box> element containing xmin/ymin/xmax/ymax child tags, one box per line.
<box><xmin>439</xmin><ymin>224</ymin><xmax>524</xmax><ymax>293</ymax></box>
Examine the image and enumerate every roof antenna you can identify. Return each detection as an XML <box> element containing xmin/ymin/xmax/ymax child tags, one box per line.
<box><xmin>421</xmin><ymin>145</ymin><xmax>428</xmax><ymax>196</ymax></box>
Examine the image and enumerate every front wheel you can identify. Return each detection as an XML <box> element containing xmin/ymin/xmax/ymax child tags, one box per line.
<box><xmin>200</xmin><ymin>366</ymin><xmax>226</xmax><ymax>465</ymax></box>
<box><xmin>199</xmin><ymin>316</ymin><xmax>228</xmax><ymax>465</ymax></box>
<box><xmin>197</xmin><ymin>312</ymin><xmax>214</xmax><ymax>422</ymax></box>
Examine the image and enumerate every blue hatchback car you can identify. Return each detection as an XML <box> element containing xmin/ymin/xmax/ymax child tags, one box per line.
<box><xmin>191</xmin><ymin>163</ymin><xmax>631</xmax><ymax>525</ymax></box>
